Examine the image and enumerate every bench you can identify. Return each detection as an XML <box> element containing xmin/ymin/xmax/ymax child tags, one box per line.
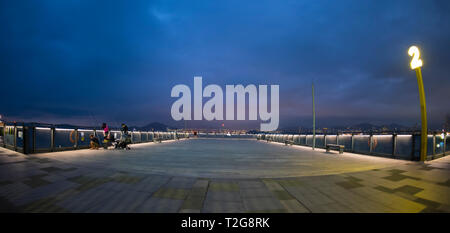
<box><xmin>285</xmin><ymin>140</ymin><xmax>294</xmax><ymax>146</ymax></box>
<box><xmin>154</xmin><ymin>137</ymin><xmax>162</xmax><ymax>143</ymax></box>
<box><xmin>326</xmin><ymin>144</ymin><xmax>344</xmax><ymax>154</ymax></box>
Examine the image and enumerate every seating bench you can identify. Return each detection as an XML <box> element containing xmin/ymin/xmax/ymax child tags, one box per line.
<box><xmin>285</xmin><ymin>140</ymin><xmax>294</xmax><ymax>146</ymax></box>
<box><xmin>154</xmin><ymin>137</ymin><xmax>162</xmax><ymax>143</ymax></box>
<box><xmin>326</xmin><ymin>144</ymin><xmax>344</xmax><ymax>154</ymax></box>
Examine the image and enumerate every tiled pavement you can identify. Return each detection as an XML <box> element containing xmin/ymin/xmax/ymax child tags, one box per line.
<box><xmin>0</xmin><ymin>141</ymin><xmax>449</xmax><ymax>213</ymax></box>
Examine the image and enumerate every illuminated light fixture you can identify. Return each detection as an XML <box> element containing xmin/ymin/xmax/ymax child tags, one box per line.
<box><xmin>436</xmin><ymin>144</ymin><xmax>440</xmax><ymax>148</ymax></box>
<box><xmin>55</xmin><ymin>128</ymin><xmax>75</xmax><ymax>131</ymax></box>
<box><xmin>408</xmin><ymin>45</ymin><xmax>427</xmax><ymax>161</ymax></box>
<box><xmin>35</xmin><ymin>127</ymin><xmax>51</xmax><ymax>130</ymax></box>
<box><xmin>77</xmin><ymin>129</ymin><xmax>93</xmax><ymax>132</ymax></box>
<box><xmin>408</xmin><ymin>46</ymin><xmax>423</xmax><ymax>70</ymax></box>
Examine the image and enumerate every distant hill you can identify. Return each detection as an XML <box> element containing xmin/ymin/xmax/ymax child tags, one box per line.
<box><xmin>135</xmin><ymin>122</ymin><xmax>174</xmax><ymax>131</ymax></box>
<box><xmin>14</xmin><ymin>122</ymin><xmax>175</xmax><ymax>132</ymax></box>
<box><xmin>348</xmin><ymin>122</ymin><xmax>409</xmax><ymax>131</ymax></box>
<box><xmin>349</xmin><ymin>123</ymin><xmax>378</xmax><ymax>130</ymax></box>
<box><xmin>275</xmin><ymin>122</ymin><xmax>413</xmax><ymax>134</ymax></box>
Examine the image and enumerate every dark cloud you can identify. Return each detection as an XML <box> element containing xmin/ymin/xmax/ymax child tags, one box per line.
<box><xmin>0</xmin><ymin>0</ymin><xmax>449</xmax><ymax>128</ymax></box>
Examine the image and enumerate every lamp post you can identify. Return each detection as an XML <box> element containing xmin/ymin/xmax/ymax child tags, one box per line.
<box><xmin>408</xmin><ymin>45</ymin><xmax>427</xmax><ymax>161</ymax></box>
<box><xmin>312</xmin><ymin>82</ymin><xmax>316</xmax><ymax>150</ymax></box>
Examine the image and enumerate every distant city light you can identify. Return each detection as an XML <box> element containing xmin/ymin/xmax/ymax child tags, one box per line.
<box><xmin>408</xmin><ymin>46</ymin><xmax>423</xmax><ymax>69</ymax></box>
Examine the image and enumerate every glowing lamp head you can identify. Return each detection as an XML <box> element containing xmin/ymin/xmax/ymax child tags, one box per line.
<box><xmin>408</xmin><ymin>46</ymin><xmax>423</xmax><ymax>70</ymax></box>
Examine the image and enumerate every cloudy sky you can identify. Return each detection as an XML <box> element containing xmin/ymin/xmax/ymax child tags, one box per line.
<box><xmin>1</xmin><ymin>0</ymin><xmax>449</xmax><ymax>129</ymax></box>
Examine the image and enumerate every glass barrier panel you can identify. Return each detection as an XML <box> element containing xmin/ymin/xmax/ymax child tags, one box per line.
<box><xmin>325</xmin><ymin>135</ymin><xmax>337</xmax><ymax>145</ymax></box>
<box><xmin>372</xmin><ymin>135</ymin><xmax>393</xmax><ymax>155</ymax></box>
<box><xmin>16</xmin><ymin>126</ymin><xmax>24</xmax><ymax>149</ymax></box>
<box><xmin>293</xmin><ymin>135</ymin><xmax>299</xmax><ymax>144</ymax></box>
<box><xmin>446</xmin><ymin>135</ymin><xmax>450</xmax><ymax>152</ymax></box>
<box><xmin>315</xmin><ymin>135</ymin><xmax>325</xmax><ymax>148</ymax></box>
<box><xmin>427</xmin><ymin>135</ymin><xmax>434</xmax><ymax>156</ymax></box>
<box><xmin>78</xmin><ymin>130</ymin><xmax>94</xmax><ymax>147</ymax></box>
<box><xmin>435</xmin><ymin>134</ymin><xmax>445</xmax><ymax>155</ymax></box>
<box><xmin>35</xmin><ymin>127</ymin><xmax>51</xmax><ymax>150</ymax></box>
<box><xmin>338</xmin><ymin>135</ymin><xmax>352</xmax><ymax>151</ymax></box>
<box><xmin>299</xmin><ymin>135</ymin><xmax>306</xmax><ymax>145</ymax></box>
<box><xmin>54</xmin><ymin>129</ymin><xmax>76</xmax><ymax>149</ymax></box>
<box><xmin>5</xmin><ymin>126</ymin><xmax>15</xmax><ymax>146</ymax></box>
<box><xmin>306</xmin><ymin>135</ymin><xmax>313</xmax><ymax>146</ymax></box>
<box><xmin>353</xmin><ymin>135</ymin><xmax>370</xmax><ymax>153</ymax></box>
<box><xmin>0</xmin><ymin>126</ymin><xmax>4</xmax><ymax>146</ymax></box>
<box><xmin>412</xmin><ymin>135</ymin><xmax>421</xmax><ymax>160</ymax></box>
<box><xmin>395</xmin><ymin>135</ymin><xmax>413</xmax><ymax>159</ymax></box>
<box><xmin>132</xmin><ymin>132</ymin><xmax>141</xmax><ymax>143</ymax></box>
<box><xmin>142</xmin><ymin>132</ymin><xmax>148</xmax><ymax>142</ymax></box>
<box><xmin>24</xmin><ymin>127</ymin><xmax>33</xmax><ymax>153</ymax></box>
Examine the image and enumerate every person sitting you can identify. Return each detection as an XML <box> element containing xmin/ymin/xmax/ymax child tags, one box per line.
<box><xmin>103</xmin><ymin>131</ymin><xmax>114</xmax><ymax>149</ymax></box>
<box><xmin>90</xmin><ymin>134</ymin><xmax>100</xmax><ymax>149</ymax></box>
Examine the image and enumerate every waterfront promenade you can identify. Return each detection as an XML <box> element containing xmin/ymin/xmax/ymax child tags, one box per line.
<box><xmin>0</xmin><ymin>139</ymin><xmax>449</xmax><ymax>213</ymax></box>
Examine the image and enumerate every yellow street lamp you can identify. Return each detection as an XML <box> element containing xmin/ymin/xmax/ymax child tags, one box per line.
<box><xmin>408</xmin><ymin>45</ymin><xmax>427</xmax><ymax>161</ymax></box>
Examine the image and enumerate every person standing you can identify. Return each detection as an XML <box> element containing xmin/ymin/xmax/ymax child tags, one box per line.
<box><xmin>121</xmin><ymin>123</ymin><xmax>128</xmax><ymax>135</ymax></box>
<box><xmin>102</xmin><ymin>123</ymin><xmax>109</xmax><ymax>136</ymax></box>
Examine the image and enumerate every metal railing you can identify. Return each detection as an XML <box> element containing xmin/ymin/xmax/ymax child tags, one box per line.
<box><xmin>256</xmin><ymin>132</ymin><xmax>449</xmax><ymax>161</ymax></box>
<box><xmin>0</xmin><ymin>122</ymin><xmax>190</xmax><ymax>154</ymax></box>
<box><xmin>197</xmin><ymin>133</ymin><xmax>255</xmax><ymax>138</ymax></box>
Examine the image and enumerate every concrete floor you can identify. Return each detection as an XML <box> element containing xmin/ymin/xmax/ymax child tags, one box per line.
<box><xmin>0</xmin><ymin>138</ymin><xmax>449</xmax><ymax>213</ymax></box>
<box><xmin>31</xmin><ymin>138</ymin><xmax>408</xmax><ymax>178</ymax></box>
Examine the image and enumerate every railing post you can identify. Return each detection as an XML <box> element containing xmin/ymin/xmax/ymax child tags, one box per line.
<box><xmin>369</xmin><ymin>132</ymin><xmax>373</xmax><ymax>154</ymax></box>
<box><xmin>324</xmin><ymin>133</ymin><xmax>327</xmax><ymax>148</ymax></box>
<box><xmin>51</xmin><ymin>126</ymin><xmax>55</xmax><ymax>152</ymax></box>
<box><xmin>444</xmin><ymin>131</ymin><xmax>447</xmax><ymax>156</ymax></box>
<box><xmin>23</xmin><ymin>125</ymin><xmax>28</xmax><ymax>154</ymax></box>
<box><xmin>1</xmin><ymin>124</ymin><xmax>4</xmax><ymax>148</ymax></box>
<box><xmin>432</xmin><ymin>132</ymin><xmax>436</xmax><ymax>158</ymax></box>
<box><xmin>74</xmin><ymin>128</ymin><xmax>78</xmax><ymax>149</ymax></box>
<box><xmin>392</xmin><ymin>133</ymin><xmax>397</xmax><ymax>158</ymax></box>
<box><xmin>13</xmin><ymin>123</ymin><xmax>17</xmax><ymax>151</ymax></box>
<box><xmin>351</xmin><ymin>133</ymin><xmax>355</xmax><ymax>152</ymax></box>
<box><xmin>336</xmin><ymin>133</ymin><xmax>339</xmax><ymax>145</ymax></box>
<box><xmin>32</xmin><ymin>126</ymin><xmax>36</xmax><ymax>154</ymax></box>
<box><xmin>411</xmin><ymin>132</ymin><xmax>416</xmax><ymax>161</ymax></box>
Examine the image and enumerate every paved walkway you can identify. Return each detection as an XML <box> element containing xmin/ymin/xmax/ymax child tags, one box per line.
<box><xmin>0</xmin><ymin>139</ymin><xmax>449</xmax><ymax>213</ymax></box>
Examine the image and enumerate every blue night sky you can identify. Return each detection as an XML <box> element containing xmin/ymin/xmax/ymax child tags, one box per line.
<box><xmin>1</xmin><ymin>0</ymin><xmax>449</xmax><ymax>129</ymax></box>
